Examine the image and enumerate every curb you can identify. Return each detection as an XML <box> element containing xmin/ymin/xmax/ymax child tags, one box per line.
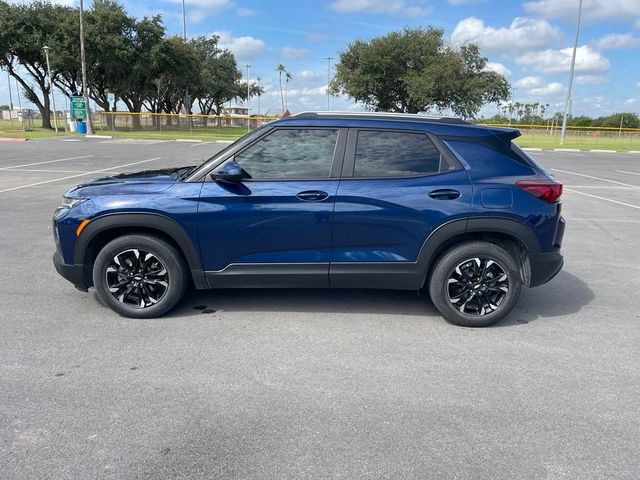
<box><xmin>522</xmin><ymin>147</ymin><xmax>543</xmax><ymax>151</ymax></box>
<box><xmin>216</xmin><ymin>140</ymin><xmax>234</xmax><ymax>144</ymax></box>
<box><xmin>85</xmin><ymin>134</ymin><xmax>113</xmax><ymax>139</ymax></box>
<box><xmin>0</xmin><ymin>137</ymin><xmax>28</xmax><ymax>142</ymax></box>
<box><xmin>590</xmin><ymin>149</ymin><xmax>617</xmax><ymax>153</ymax></box>
<box><xmin>176</xmin><ymin>138</ymin><xmax>202</xmax><ymax>143</ymax></box>
<box><xmin>553</xmin><ymin>148</ymin><xmax>581</xmax><ymax>152</ymax></box>
<box><xmin>627</xmin><ymin>151</ymin><xmax>640</xmax><ymax>154</ymax></box>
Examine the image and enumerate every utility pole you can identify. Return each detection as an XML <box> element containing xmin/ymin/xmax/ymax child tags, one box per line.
<box><xmin>5</xmin><ymin>69</ymin><xmax>14</xmax><ymax>128</ymax></box>
<box><xmin>182</xmin><ymin>0</ymin><xmax>191</xmax><ymax>120</ymax></box>
<box><xmin>323</xmin><ymin>56</ymin><xmax>334</xmax><ymax>110</ymax></box>
<box><xmin>79</xmin><ymin>0</ymin><xmax>92</xmax><ymax>134</ymax></box>
<box><xmin>256</xmin><ymin>76</ymin><xmax>261</xmax><ymax>117</ymax></box>
<box><xmin>619</xmin><ymin>114</ymin><xmax>624</xmax><ymax>140</ymax></box>
<box><xmin>42</xmin><ymin>46</ymin><xmax>58</xmax><ymax>133</ymax></box>
<box><xmin>246</xmin><ymin>64</ymin><xmax>251</xmax><ymax>132</ymax></box>
<box><xmin>560</xmin><ymin>0</ymin><xmax>583</xmax><ymax>145</ymax></box>
<box><xmin>15</xmin><ymin>76</ymin><xmax>25</xmax><ymax>132</ymax></box>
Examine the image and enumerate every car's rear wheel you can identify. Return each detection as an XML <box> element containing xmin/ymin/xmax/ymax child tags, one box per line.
<box><xmin>93</xmin><ymin>234</ymin><xmax>188</xmax><ymax>318</ymax></box>
<box><xmin>428</xmin><ymin>242</ymin><xmax>522</xmax><ymax>327</ymax></box>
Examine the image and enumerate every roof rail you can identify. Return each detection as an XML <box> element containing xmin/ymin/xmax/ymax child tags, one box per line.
<box><xmin>290</xmin><ymin>111</ymin><xmax>470</xmax><ymax>125</ymax></box>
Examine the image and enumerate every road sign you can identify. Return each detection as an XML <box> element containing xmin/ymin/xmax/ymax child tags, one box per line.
<box><xmin>107</xmin><ymin>92</ymin><xmax>115</xmax><ymax>109</ymax></box>
<box><xmin>70</xmin><ymin>95</ymin><xmax>86</xmax><ymax>121</ymax></box>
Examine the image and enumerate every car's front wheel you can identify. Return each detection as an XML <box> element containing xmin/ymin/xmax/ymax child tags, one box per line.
<box><xmin>92</xmin><ymin>234</ymin><xmax>188</xmax><ymax>318</ymax></box>
<box><xmin>429</xmin><ymin>242</ymin><xmax>522</xmax><ymax>327</ymax></box>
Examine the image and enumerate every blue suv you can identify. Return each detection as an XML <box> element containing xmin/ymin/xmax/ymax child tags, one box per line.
<box><xmin>53</xmin><ymin>112</ymin><xmax>565</xmax><ymax>327</ymax></box>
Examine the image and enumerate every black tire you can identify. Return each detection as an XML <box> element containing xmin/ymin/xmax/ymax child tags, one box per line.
<box><xmin>92</xmin><ymin>234</ymin><xmax>188</xmax><ymax>318</ymax></box>
<box><xmin>428</xmin><ymin>242</ymin><xmax>522</xmax><ymax>327</ymax></box>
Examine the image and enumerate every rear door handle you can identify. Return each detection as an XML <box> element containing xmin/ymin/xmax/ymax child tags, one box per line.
<box><xmin>297</xmin><ymin>190</ymin><xmax>329</xmax><ymax>202</ymax></box>
<box><xmin>428</xmin><ymin>189</ymin><xmax>461</xmax><ymax>200</ymax></box>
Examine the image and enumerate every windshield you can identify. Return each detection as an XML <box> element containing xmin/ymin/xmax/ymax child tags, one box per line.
<box><xmin>184</xmin><ymin>124</ymin><xmax>272</xmax><ymax>181</ymax></box>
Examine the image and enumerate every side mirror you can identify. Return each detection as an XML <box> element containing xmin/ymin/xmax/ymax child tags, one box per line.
<box><xmin>211</xmin><ymin>160</ymin><xmax>243</xmax><ymax>184</ymax></box>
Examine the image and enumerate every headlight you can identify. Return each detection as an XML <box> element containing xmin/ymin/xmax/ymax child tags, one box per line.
<box><xmin>60</xmin><ymin>196</ymin><xmax>87</xmax><ymax>209</ymax></box>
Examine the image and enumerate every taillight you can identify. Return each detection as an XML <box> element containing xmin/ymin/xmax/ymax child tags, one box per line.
<box><xmin>516</xmin><ymin>180</ymin><xmax>563</xmax><ymax>203</ymax></box>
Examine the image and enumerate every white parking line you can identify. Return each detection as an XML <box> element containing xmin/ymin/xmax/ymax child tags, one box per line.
<box><xmin>0</xmin><ymin>157</ymin><xmax>162</xmax><ymax>193</ymax></box>
<box><xmin>0</xmin><ymin>154</ymin><xmax>93</xmax><ymax>171</ymax></box>
<box><xmin>2</xmin><ymin>168</ymin><xmax>88</xmax><ymax>173</ymax></box>
<box><xmin>564</xmin><ymin>185</ymin><xmax>637</xmax><ymax>190</ymax></box>
<box><xmin>552</xmin><ymin>151</ymin><xmax>588</xmax><ymax>157</ymax></box>
<box><xmin>565</xmin><ymin>188</ymin><xmax>640</xmax><ymax>210</ymax></box>
<box><xmin>551</xmin><ymin>168</ymin><xmax>640</xmax><ymax>190</ymax></box>
<box><xmin>615</xmin><ymin>170</ymin><xmax>640</xmax><ymax>176</ymax></box>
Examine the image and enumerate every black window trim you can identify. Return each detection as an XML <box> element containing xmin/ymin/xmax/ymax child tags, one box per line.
<box><xmin>341</xmin><ymin>127</ymin><xmax>463</xmax><ymax>180</ymax></box>
<box><xmin>206</xmin><ymin>126</ymin><xmax>347</xmax><ymax>183</ymax></box>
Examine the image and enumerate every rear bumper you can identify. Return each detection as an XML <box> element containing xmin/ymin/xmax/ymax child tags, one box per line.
<box><xmin>53</xmin><ymin>251</ymin><xmax>88</xmax><ymax>292</ymax></box>
<box><xmin>529</xmin><ymin>250</ymin><xmax>564</xmax><ymax>287</ymax></box>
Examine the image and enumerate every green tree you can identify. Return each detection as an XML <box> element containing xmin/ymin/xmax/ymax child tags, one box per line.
<box><xmin>190</xmin><ymin>35</ymin><xmax>262</xmax><ymax>121</ymax></box>
<box><xmin>329</xmin><ymin>27</ymin><xmax>510</xmax><ymax>117</ymax></box>
<box><xmin>276</xmin><ymin>64</ymin><xmax>286</xmax><ymax>114</ymax></box>
<box><xmin>0</xmin><ymin>1</ymin><xmax>72</xmax><ymax>129</ymax></box>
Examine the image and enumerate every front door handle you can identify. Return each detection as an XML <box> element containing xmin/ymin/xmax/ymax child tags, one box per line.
<box><xmin>428</xmin><ymin>189</ymin><xmax>461</xmax><ymax>200</ymax></box>
<box><xmin>297</xmin><ymin>190</ymin><xmax>329</xmax><ymax>202</ymax></box>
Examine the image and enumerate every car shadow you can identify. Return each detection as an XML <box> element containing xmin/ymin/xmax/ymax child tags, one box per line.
<box><xmin>169</xmin><ymin>269</ymin><xmax>593</xmax><ymax>327</ymax></box>
<box><xmin>497</xmin><ymin>270</ymin><xmax>595</xmax><ymax>326</ymax></box>
<box><xmin>172</xmin><ymin>287</ymin><xmax>437</xmax><ymax>318</ymax></box>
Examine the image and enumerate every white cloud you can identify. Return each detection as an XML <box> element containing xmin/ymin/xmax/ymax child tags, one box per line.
<box><xmin>527</xmin><ymin>82</ymin><xmax>563</xmax><ymax>96</ymax></box>
<box><xmin>448</xmin><ymin>0</ymin><xmax>483</xmax><ymax>4</ymax></box>
<box><xmin>329</xmin><ymin>0</ymin><xmax>432</xmax><ymax>17</ymax></box>
<box><xmin>161</xmin><ymin>0</ymin><xmax>234</xmax><ymax>22</ymax></box>
<box><xmin>451</xmin><ymin>17</ymin><xmax>564</xmax><ymax>53</ymax></box>
<box><xmin>484</xmin><ymin>62</ymin><xmax>512</xmax><ymax>77</ymax></box>
<box><xmin>516</xmin><ymin>46</ymin><xmax>610</xmax><ymax>74</ymax></box>
<box><xmin>236</xmin><ymin>7</ymin><xmax>257</xmax><ymax>17</ymax></box>
<box><xmin>214</xmin><ymin>31</ymin><xmax>266</xmax><ymax>61</ymax></box>
<box><xmin>524</xmin><ymin>0</ymin><xmax>640</xmax><ymax>22</ymax></box>
<box><xmin>281</xmin><ymin>47</ymin><xmax>311</xmax><ymax>59</ymax></box>
<box><xmin>514</xmin><ymin>76</ymin><xmax>544</xmax><ymax>89</ymax></box>
<box><xmin>575</xmin><ymin>75</ymin><xmax>608</xmax><ymax>85</ymax></box>
<box><xmin>593</xmin><ymin>33</ymin><xmax>640</xmax><ymax>49</ymax></box>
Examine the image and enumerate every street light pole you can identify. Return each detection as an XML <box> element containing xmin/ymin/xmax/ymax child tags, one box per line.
<box><xmin>5</xmin><ymin>69</ymin><xmax>14</xmax><ymax>128</ymax></box>
<box><xmin>181</xmin><ymin>0</ymin><xmax>191</xmax><ymax>119</ymax></box>
<box><xmin>256</xmin><ymin>76</ymin><xmax>261</xmax><ymax>117</ymax></box>
<box><xmin>79</xmin><ymin>0</ymin><xmax>92</xmax><ymax>134</ymax></box>
<box><xmin>323</xmin><ymin>56</ymin><xmax>334</xmax><ymax>110</ymax></box>
<box><xmin>560</xmin><ymin>0</ymin><xmax>583</xmax><ymax>145</ymax></box>
<box><xmin>246</xmin><ymin>64</ymin><xmax>251</xmax><ymax>132</ymax></box>
<box><xmin>42</xmin><ymin>46</ymin><xmax>58</xmax><ymax>133</ymax></box>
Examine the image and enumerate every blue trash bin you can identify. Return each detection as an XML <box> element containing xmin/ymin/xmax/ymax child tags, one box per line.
<box><xmin>76</xmin><ymin>121</ymin><xmax>87</xmax><ymax>134</ymax></box>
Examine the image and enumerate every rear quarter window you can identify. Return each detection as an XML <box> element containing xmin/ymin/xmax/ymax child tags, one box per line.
<box><xmin>444</xmin><ymin>139</ymin><xmax>536</xmax><ymax>178</ymax></box>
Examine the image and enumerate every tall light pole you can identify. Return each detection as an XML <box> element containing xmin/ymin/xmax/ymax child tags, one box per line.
<box><xmin>5</xmin><ymin>69</ymin><xmax>14</xmax><ymax>128</ymax></box>
<box><xmin>42</xmin><ymin>46</ymin><xmax>59</xmax><ymax>133</ymax></box>
<box><xmin>560</xmin><ymin>0</ymin><xmax>583</xmax><ymax>145</ymax></box>
<box><xmin>79</xmin><ymin>0</ymin><xmax>92</xmax><ymax>134</ymax></box>
<box><xmin>245</xmin><ymin>64</ymin><xmax>251</xmax><ymax>132</ymax></box>
<box><xmin>181</xmin><ymin>0</ymin><xmax>191</xmax><ymax>118</ymax></box>
<box><xmin>256</xmin><ymin>76</ymin><xmax>261</xmax><ymax>117</ymax></box>
<box><xmin>323</xmin><ymin>56</ymin><xmax>334</xmax><ymax>110</ymax></box>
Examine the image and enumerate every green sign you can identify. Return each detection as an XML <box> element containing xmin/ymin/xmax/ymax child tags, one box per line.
<box><xmin>70</xmin><ymin>95</ymin><xmax>86</xmax><ymax>121</ymax></box>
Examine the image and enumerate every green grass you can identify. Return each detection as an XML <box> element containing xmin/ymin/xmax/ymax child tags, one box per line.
<box><xmin>3</xmin><ymin>118</ymin><xmax>640</xmax><ymax>151</ymax></box>
<box><xmin>515</xmin><ymin>133</ymin><xmax>640</xmax><ymax>151</ymax></box>
<box><xmin>0</xmin><ymin>119</ymin><xmax>248</xmax><ymax>142</ymax></box>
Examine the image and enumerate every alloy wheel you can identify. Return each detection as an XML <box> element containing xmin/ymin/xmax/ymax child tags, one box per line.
<box><xmin>446</xmin><ymin>257</ymin><xmax>509</xmax><ymax>316</ymax></box>
<box><xmin>105</xmin><ymin>249</ymin><xmax>169</xmax><ymax>308</ymax></box>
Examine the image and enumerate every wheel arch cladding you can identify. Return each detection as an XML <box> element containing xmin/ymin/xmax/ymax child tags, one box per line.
<box><xmin>74</xmin><ymin>213</ymin><xmax>206</xmax><ymax>289</ymax></box>
<box><xmin>419</xmin><ymin>217</ymin><xmax>538</xmax><ymax>287</ymax></box>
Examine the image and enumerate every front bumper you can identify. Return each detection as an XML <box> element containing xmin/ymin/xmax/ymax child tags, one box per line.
<box><xmin>53</xmin><ymin>251</ymin><xmax>88</xmax><ymax>292</ymax></box>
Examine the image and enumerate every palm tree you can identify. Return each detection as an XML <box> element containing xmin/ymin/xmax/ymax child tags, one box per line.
<box><xmin>284</xmin><ymin>71</ymin><xmax>293</xmax><ymax>111</ymax></box>
<box><xmin>276</xmin><ymin>64</ymin><xmax>286</xmax><ymax>114</ymax></box>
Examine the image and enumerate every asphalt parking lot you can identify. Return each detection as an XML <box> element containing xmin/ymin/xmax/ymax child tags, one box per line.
<box><xmin>1</xmin><ymin>138</ymin><xmax>639</xmax><ymax>479</ymax></box>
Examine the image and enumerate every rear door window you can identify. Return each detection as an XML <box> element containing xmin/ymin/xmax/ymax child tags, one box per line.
<box><xmin>353</xmin><ymin>130</ymin><xmax>442</xmax><ymax>178</ymax></box>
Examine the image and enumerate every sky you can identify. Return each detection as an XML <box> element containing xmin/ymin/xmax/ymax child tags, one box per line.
<box><xmin>2</xmin><ymin>0</ymin><xmax>640</xmax><ymax>117</ymax></box>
